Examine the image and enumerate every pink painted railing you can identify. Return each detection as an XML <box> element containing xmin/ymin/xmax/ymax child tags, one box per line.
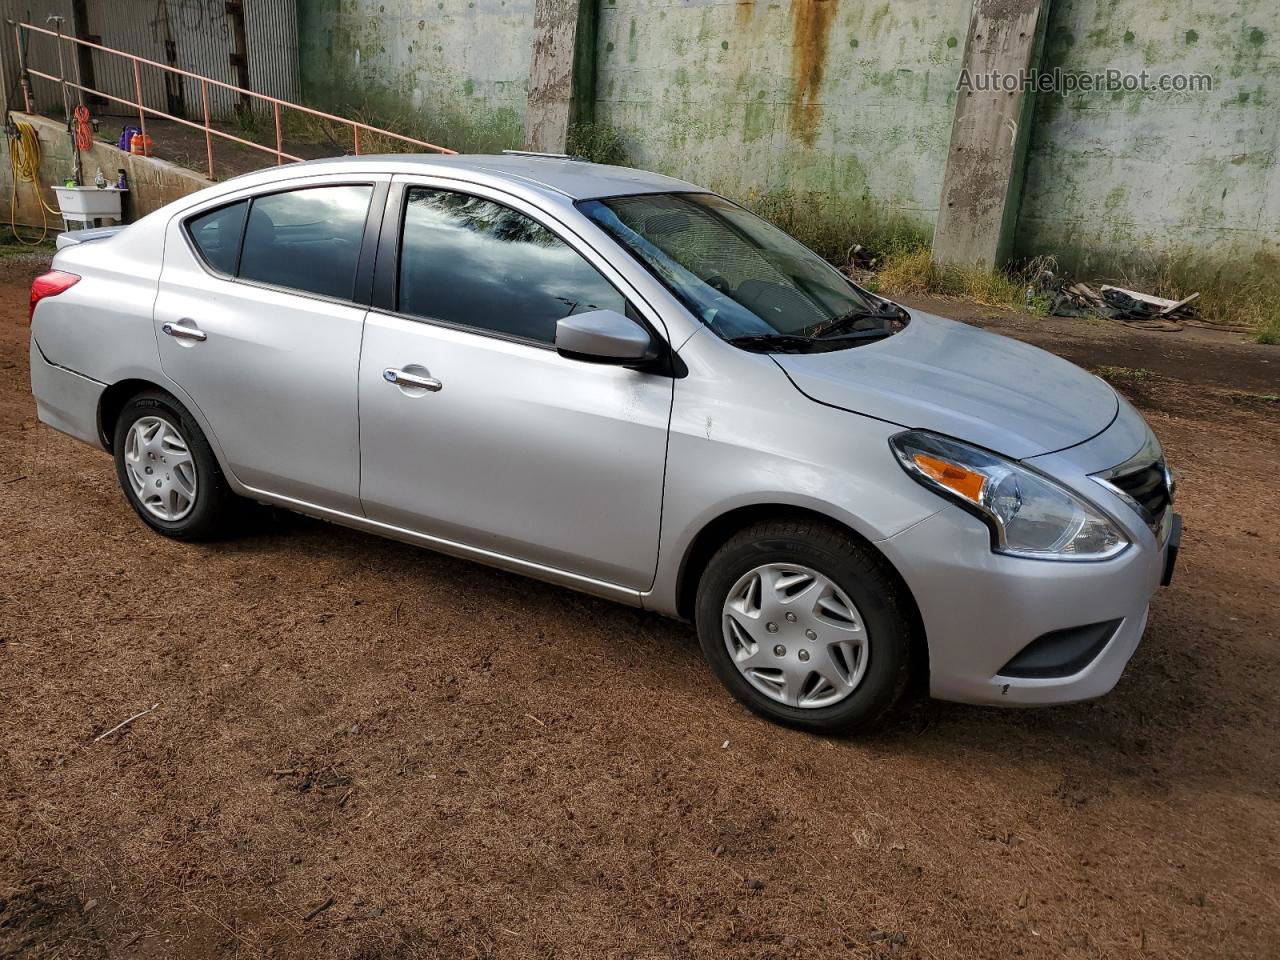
<box><xmin>9</xmin><ymin>19</ymin><xmax>455</xmax><ymax>180</ymax></box>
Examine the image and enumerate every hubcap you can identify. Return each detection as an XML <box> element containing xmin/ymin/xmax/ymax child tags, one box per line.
<box><xmin>123</xmin><ymin>415</ymin><xmax>197</xmax><ymax>521</ymax></box>
<box><xmin>721</xmin><ymin>563</ymin><xmax>868</xmax><ymax>709</ymax></box>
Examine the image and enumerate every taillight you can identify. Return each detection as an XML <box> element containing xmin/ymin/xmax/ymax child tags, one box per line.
<box><xmin>29</xmin><ymin>270</ymin><xmax>81</xmax><ymax>323</ymax></box>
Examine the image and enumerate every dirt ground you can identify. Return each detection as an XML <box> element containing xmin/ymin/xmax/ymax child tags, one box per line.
<box><xmin>1</xmin><ymin>253</ymin><xmax>1277</xmax><ymax>960</ymax></box>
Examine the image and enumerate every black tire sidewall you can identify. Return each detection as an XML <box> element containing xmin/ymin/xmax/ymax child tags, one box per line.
<box><xmin>112</xmin><ymin>391</ymin><xmax>227</xmax><ymax>539</ymax></box>
<box><xmin>695</xmin><ymin>526</ymin><xmax>910</xmax><ymax>733</ymax></box>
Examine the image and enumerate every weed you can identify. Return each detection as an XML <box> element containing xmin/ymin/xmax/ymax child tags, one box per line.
<box><xmin>1093</xmin><ymin>365</ymin><xmax>1155</xmax><ymax>383</ymax></box>
<box><xmin>278</xmin><ymin>100</ymin><xmax>523</xmax><ymax>157</ymax></box>
<box><xmin>566</xmin><ymin>123</ymin><xmax>630</xmax><ymax>166</ymax></box>
<box><xmin>1228</xmin><ymin>391</ymin><xmax>1280</xmax><ymax>408</ymax></box>
<box><xmin>871</xmin><ymin>240</ymin><xmax>1037</xmax><ymax>312</ymax></box>
<box><xmin>741</xmin><ymin>192</ymin><xmax>928</xmax><ymax>266</ymax></box>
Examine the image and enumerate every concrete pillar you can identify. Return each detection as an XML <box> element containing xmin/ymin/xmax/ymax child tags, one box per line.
<box><xmin>524</xmin><ymin>0</ymin><xmax>597</xmax><ymax>153</ymax></box>
<box><xmin>932</xmin><ymin>0</ymin><xmax>1052</xmax><ymax>269</ymax></box>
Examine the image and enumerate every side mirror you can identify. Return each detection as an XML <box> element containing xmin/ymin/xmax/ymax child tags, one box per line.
<box><xmin>555</xmin><ymin>309</ymin><xmax>658</xmax><ymax>365</ymax></box>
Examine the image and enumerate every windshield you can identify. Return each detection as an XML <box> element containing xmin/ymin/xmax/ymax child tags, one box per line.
<box><xmin>578</xmin><ymin>192</ymin><xmax>889</xmax><ymax>343</ymax></box>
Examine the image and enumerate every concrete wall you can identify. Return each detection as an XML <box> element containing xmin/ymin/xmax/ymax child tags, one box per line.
<box><xmin>290</xmin><ymin>0</ymin><xmax>1278</xmax><ymax>272</ymax></box>
<box><xmin>2</xmin><ymin>113</ymin><xmax>211</xmax><ymax>231</ymax></box>
<box><xmin>595</xmin><ymin>0</ymin><xmax>969</xmax><ymax>231</ymax></box>
<box><xmin>1016</xmin><ymin>0</ymin><xmax>1280</xmax><ymax>273</ymax></box>
<box><xmin>296</xmin><ymin>0</ymin><xmax>534</xmax><ymax>150</ymax></box>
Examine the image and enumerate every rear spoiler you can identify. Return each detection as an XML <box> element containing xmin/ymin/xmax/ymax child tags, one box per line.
<box><xmin>56</xmin><ymin>225</ymin><xmax>125</xmax><ymax>250</ymax></box>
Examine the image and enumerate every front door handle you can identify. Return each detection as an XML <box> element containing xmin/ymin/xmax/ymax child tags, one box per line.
<box><xmin>162</xmin><ymin>319</ymin><xmax>207</xmax><ymax>342</ymax></box>
<box><xmin>383</xmin><ymin>368</ymin><xmax>442</xmax><ymax>392</ymax></box>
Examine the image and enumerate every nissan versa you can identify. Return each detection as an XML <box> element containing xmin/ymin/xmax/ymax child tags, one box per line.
<box><xmin>28</xmin><ymin>155</ymin><xmax>1181</xmax><ymax>731</ymax></box>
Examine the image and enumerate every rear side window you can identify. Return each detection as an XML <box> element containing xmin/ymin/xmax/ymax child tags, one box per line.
<box><xmin>187</xmin><ymin>200</ymin><xmax>247</xmax><ymax>275</ymax></box>
<box><xmin>238</xmin><ymin>185</ymin><xmax>373</xmax><ymax>300</ymax></box>
<box><xmin>186</xmin><ymin>184</ymin><xmax>373</xmax><ymax>302</ymax></box>
<box><xmin>397</xmin><ymin>187</ymin><xmax>625</xmax><ymax>344</ymax></box>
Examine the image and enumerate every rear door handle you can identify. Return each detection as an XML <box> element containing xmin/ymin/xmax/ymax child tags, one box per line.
<box><xmin>162</xmin><ymin>320</ymin><xmax>207</xmax><ymax>342</ymax></box>
<box><xmin>383</xmin><ymin>368</ymin><xmax>442</xmax><ymax>392</ymax></box>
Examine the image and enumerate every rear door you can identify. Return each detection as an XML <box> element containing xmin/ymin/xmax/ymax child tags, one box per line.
<box><xmin>154</xmin><ymin>175</ymin><xmax>387</xmax><ymax>513</ymax></box>
<box><xmin>356</xmin><ymin>178</ymin><xmax>674</xmax><ymax>591</ymax></box>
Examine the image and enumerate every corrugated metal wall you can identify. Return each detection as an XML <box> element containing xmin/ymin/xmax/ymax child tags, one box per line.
<box><xmin>0</xmin><ymin>0</ymin><xmax>298</xmax><ymax>119</ymax></box>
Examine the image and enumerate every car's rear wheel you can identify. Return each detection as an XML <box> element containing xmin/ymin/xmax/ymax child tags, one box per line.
<box><xmin>112</xmin><ymin>390</ymin><xmax>239</xmax><ymax>541</ymax></box>
<box><xmin>695</xmin><ymin>519</ymin><xmax>913</xmax><ymax>733</ymax></box>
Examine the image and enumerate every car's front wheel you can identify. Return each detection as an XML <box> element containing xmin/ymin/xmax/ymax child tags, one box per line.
<box><xmin>112</xmin><ymin>389</ymin><xmax>239</xmax><ymax>541</ymax></box>
<box><xmin>695</xmin><ymin>519</ymin><xmax>913</xmax><ymax>733</ymax></box>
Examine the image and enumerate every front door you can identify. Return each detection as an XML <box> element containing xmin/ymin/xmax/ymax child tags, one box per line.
<box><xmin>357</xmin><ymin>182</ymin><xmax>673</xmax><ymax>591</ymax></box>
<box><xmin>153</xmin><ymin>177</ymin><xmax>385</xmax><ymax>513</ymax></box>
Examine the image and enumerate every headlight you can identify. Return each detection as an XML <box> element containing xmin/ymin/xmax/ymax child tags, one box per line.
<box><xmin>890</xmin><ymin>431</ymin><xmax>1129</xmax><ymax>561</ymax></box>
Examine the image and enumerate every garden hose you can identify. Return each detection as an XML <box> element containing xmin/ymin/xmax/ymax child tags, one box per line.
<box><xmin>8</xmin><ymin>119</ymin><xmax>60</xmax><ymax>245</ymax></box>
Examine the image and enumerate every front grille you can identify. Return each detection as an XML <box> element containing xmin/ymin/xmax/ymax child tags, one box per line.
<box><xmin>1100</xmin><ymin>458</ymin><xmax>1172</xmax><ymax>534</ymax></box>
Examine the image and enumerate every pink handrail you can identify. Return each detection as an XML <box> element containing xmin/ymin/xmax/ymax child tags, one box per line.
<box><xmin>10</xmin><ymin>19</ymin><xmax>455</xmax><ymax>180</ymax></box>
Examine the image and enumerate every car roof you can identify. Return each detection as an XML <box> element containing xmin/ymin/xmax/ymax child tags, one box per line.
<box><xmin>229</xmin><ymin>153</ymin><xmax>703</xmax><ymax>202</ymax></box>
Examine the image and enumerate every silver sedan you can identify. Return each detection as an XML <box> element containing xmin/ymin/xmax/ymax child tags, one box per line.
<box><xmin>28</xmin><ymin>154</ymin><xmax>1180</xmax><ymax>731</ymax></box>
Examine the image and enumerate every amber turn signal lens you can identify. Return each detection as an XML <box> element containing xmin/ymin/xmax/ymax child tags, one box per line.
<box><xmin>912</xmin><ymin>452</ymin><xmax>987</xmax><ymax>502</ymax></box>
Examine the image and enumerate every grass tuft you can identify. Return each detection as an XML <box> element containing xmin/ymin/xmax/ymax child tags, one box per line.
<box><xmin>743</xmin><ymin>191</ymin><xmax>928</xmax><ymax>265</ymax></box>
<box><xmin>1093</xmin><ymin>365</ymin><xmax>1156</xmax><ymax>384</ymax></box>
<box><xmin>870</xmin><ymin>241</ymin><xmax>1051</xmax><ymax>314</ymax></box>
<box><xmin>566</xmin><ymin>123</ymin><xmax>630</xmax><ymax>166</ymax></box>
<box><xmin>278</xmin><ymin>100</ymin><xmax>524</xmax><ymax>157</ymax></box>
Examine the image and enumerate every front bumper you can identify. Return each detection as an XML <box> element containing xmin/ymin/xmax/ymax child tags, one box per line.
<box><xmin>879</xmin><ymin>503</ymin><xmax>1170</xmax><ymax>706</ymax></box>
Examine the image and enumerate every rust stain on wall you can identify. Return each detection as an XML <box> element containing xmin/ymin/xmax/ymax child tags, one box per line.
<box><xmin>734</xmin><ymin>0</ymin><xmax>755</xmax><ymax>31</ymax></box>
<box><xmin>789</xmin><ymin>0</ymin><xmax>838</xmax><ymax>146</ymax></box>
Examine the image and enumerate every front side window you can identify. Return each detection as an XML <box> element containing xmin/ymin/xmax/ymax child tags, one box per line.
<box><xmin>580</xmin><ymin>192</ymin><xmax>892</xmax><ymax>346</ymax></box>
<box><xmin>238</xmin><ymin>184</ymin><xmax>373</xmax><ymax>300</ymax></box>
<box><xmin>397</xmin><ymin>187</ymin><xmax>625</xmax><ymax>345</ymax></box>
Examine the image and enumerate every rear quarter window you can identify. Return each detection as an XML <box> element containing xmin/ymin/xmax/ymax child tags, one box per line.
<box><xmin>186</xmin><ymin>200</ymin><xmax>248</xmax><ymax>275</ymax></box>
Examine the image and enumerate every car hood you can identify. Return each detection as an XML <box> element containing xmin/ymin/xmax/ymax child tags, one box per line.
<box><xmin>774</xmin><ymin>311</ymin><xmax>1118</xmax><ymax>459</ymax></box>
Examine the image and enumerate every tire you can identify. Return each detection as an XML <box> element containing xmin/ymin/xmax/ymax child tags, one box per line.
<box><xmin>112</xmin><ymin>389</ymin><xmax>240</xmax><ymax>541</ymax></box>
<box><xmin>695</xmin><ymin>519</ymin><xmax>913</xmax><ymax>733</ymax></box>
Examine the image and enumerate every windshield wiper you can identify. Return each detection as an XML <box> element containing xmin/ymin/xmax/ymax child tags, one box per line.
<box><xmin>726</xmin><ymin>330</ymin><xmax>896</xmax><ymax>354</ymax></box>
<box><xmin>820</xmin><ymin>327</ymin><xmax>898</xmax><ymax>342</ymax></box>
<box><xmin>807</xmin><ymin>304</ymin><xmax>905</xmax><ymax>340</ymax></box>
<box><xmin>726</xmin><ymin>333</ymin><xmax>821</xmax><ymax>353</ymax></box>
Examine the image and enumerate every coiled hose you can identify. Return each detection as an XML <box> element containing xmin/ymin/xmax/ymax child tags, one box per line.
<box><xmin>8</xmin><ymin>119</ymin><xmax>60</xmax><ymax>245</ymax></box>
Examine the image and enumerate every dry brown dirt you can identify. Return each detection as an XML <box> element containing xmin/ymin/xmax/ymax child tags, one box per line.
<box><xmin>1</xmin><ymin>262</ymin><xmax>1278</xmax><ymax>960</ymax></box>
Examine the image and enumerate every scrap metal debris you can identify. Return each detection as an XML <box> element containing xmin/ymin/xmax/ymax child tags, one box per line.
<box><xmin>1098</xmin><ymin>285</ymin><xmax>1200</xmax><ymax>329</ymax></box>
<box><xmin>1049</xmin><ymin>278</ymin><xmax>1201</xmax><ymax>332</ymax></box>
<box><xmin>846</xmin><ymin>243</ymin><xmax>880</xmax><ymax>272</ymax></box>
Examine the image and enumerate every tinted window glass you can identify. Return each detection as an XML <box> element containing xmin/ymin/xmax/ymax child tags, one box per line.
<box><xmin>398</xmin><ymin>187</ymin><xmax>625</xmax><ymax>344</ymax></box>
<box><xmin>187</xmin><ymin>200</ymin><xmax>247</xmax><ymax>275</ymax></box>
<box><xmin>239</xmin><ymin>185</ymin><xmax>372</xmax><ymax>300</ymax></box>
